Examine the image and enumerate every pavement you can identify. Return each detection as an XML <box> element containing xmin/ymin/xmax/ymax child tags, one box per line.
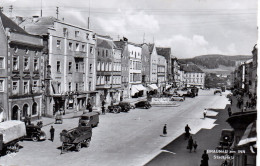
<box><xmin>145</xmin><ymin>105</ymin><xmax>232</xmax><ymax>166</ymax></box>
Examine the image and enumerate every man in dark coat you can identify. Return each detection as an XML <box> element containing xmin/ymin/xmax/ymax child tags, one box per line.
<box><xmin>50</xmin><ymin>126</ymin><xmax>55</xmax><ymax>142</ymax></box>
<box><xmin>188</xmin><ymin>136</ymin><xmax>193</xmax><ymax>152</ymax></box>
<box><xmin>185</xmin><ymin>124</ymin><xmax>191</xmax><ymax>139</ymax></box>
<box><xmin>201</xmin><ymin>150</ymin><xmax>209</xmax><ymax>166</ymax></box>
<box><xmin>163</xmin><ymin>124</ymin><xmax>167</xmax><ymax>136</ymax></box>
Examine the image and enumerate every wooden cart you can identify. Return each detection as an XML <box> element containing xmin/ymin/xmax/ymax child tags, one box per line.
<box><xmin>60</xmin><ymin>126</ymin><xmax>92</xmax><ymax>153</ymax></box>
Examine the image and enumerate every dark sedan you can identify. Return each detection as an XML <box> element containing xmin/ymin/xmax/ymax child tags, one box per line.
<box><xmin>135</xmin><ymin>101</ymin><xmax>152</xmax><ymax>109</ymax></box>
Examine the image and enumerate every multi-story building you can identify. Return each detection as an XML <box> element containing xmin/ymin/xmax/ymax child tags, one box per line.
<box><xmin>20</xmin><ymin>16</ymin><xmax>96</xmax><ymax>116</ymax></box>
<box><xmin>96</xmin><ymin>35</ymin><xmax>121</xmax><ymax>104</ymax></box>
<box><xmin>156</xmin><ymin>47</ymin><xmax>173</xmax><ymax>83</ymax></box>
<box><xmin>149</xmin><ymin>44</ymin><xmax>158</xmax><ymax>84</ymax></box>
<box><xmin>141</xmin><ymin>43</ymin><xmax>150</xmax><ymax>85</ymax></box>
<box><xmin>0</xmin><ymin>12</ymin><xmax>44</xmax><ymax>121</ymax></box>
<box><xmin>128</xmin><ymin>42</ymin><xmax>146</xmax><ymax>98</ymax></box>
<box><xmin>181</xmin><ymin>64</ymin><xmax>205</xmax><ymax>88</ymax></box>
<box><xmin>172</xmin><ymin>57</ymin><xmax>182</xmax><ymax>88</ymax></box>
<box><xmin>114</xmin><ymin>40</ymin><xmax>129</xmax><ymax>99</ymax></box>
<box><xmin>157</xmin><ymin>55</ymin><xmax>167</xmax><ymax>92</ymax></box>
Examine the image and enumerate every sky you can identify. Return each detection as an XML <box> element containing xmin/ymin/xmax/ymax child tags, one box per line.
<box><xmin>0</xmin><ymin>0</ymin><xmax>258</xmax><ymax>58</ymax></box>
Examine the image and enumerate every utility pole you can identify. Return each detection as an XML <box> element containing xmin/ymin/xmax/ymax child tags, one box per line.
<box><xmin>87</xmin><ymin>0</ymin><xmax>90</xmax><ymax>29</ymax></box>
<box><xmin>9</xmin><ymin>5</ymin><xmax>13</xmax><ymax>17</ymax></box>
<box><xmin>56</xmin><ymin>7</ymin><xmax>59</xmax><ymax>19</ymax></box>
<box><xmin>40</xmin><ymin>0</ymin><xmax>42</xmax><ymax>17</ymax></box>
<box><xmin>143</xmin><ymin>33</ymin><xmax>145</xmax><ymax>44</ymax></box>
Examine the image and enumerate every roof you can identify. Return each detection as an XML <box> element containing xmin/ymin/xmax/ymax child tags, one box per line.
<box><xmin>0</xmin><ymin>12</ymin><xmax>28</xmax><ymax>34</ymax></box>
<box><xmin>97</xmin><ymin>38</ymin><xmax>113</xmax><ymax>49</ymax></box>
<box><xmin>180</xmin><ymin>64</ymin><xmax>204</xmax><ymax>73</ymax></box>
<box><xmin>156</xmin><ymin>47</ymin><xmax>171</xmax><ymax>58</ymax></box>
<box><xmin>148</xmin><ymin>43</ymin><xmax>154</xmax><ymax>54</ymax></box>
<box><xmin>19</xmin><ymin>16</ymin><xmax>57</xmax><ymax>35</ymax></box>
<box><xmin>114</xmin><ymin>41</ymin><xmax>126</xmax><ymax>49</ymax></box>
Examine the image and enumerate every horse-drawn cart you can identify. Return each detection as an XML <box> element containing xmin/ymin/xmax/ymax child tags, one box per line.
<box><xmin>60</xmin><ymin>126</ymin><xmax>92</xmax><ymax>153</ymax></box>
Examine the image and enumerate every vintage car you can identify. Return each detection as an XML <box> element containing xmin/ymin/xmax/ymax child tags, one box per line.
<box><xmin>216</xmin><ymin>129</ymin><xmax>234</xmax><ymax>151</ymax></box>
<box><xmin>214</xmin><ymin>89</ymin><xmax>222</xmax><ymax>95</ymax></box>
<box><xmin>170</xmin><ymin>95</ymin><xmax>185</xmax><ymax>101</ymax></box>
<box><xmin>118</xmin><ymin>102</ymin><xmax>132</xmax><ymax>111</ymax></box>
<box><xmin>24</xmin><ymin>124</ymin><xmax>46</xmax><ymax>142</ymax></box>
<box><xmin>79</xmin><ymin>112</ymin><xmax>99</xmax><ymax>128</ymax></box>
<box><xmin>106</xmin><ymin>105</ymin><xmax>122</xmax><ymax>113</ymax></box>
<box><xmin>135</xmin><ymin>101</ymin><xmax>152</xmax><ymax>109</ymax></box>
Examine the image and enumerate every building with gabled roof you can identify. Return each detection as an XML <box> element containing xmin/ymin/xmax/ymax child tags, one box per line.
<box><xmin>156</xmin><ymin>47</ymin><xmax>173</xmax><ymax>83</ymax></box>
<box><xmin>0</xmin><ymin>12</ymin><xmax>44</xmax><ymax>121</ymax></box>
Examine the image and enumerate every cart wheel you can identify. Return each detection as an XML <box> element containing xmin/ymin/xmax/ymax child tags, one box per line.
<box><xmin>75</xmin><ymin>143</ymin><xmax>81</xmax><ymax>151</ymax></box>
<box><xmin>85</xmin><ymin>139</ymin><xmax>91</xmax><ymax>147</ymax></box>
<box><xmin>32</xmin><ymin>136</ymin><xmax>38</xmax><ymax>142</ymax></box>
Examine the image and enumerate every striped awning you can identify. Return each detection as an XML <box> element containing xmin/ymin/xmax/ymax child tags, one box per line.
<box><xmin>237</xmin><ymin>120</ymin><xmax>257</xmax><ymax>147</ymax></box>
<box><xmin>147</xmin><ymin>84</ymin><xmax>158</xmax><ymax>90</ymax></box>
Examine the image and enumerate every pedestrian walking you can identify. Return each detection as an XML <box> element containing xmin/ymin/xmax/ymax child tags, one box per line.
<box><xmin>187</xmin><ymin>136</ymin><xmax>193</xmax><ymax>153</ymax></box>
<box><xmin>193</xmin><ymin>141</ymin><xmax>198</xmax><ymax>152</ymax></box>
<box><xmin>185</xmin><ymin>124</ymin><xmax>191</xmax><ymax>140</ymax></box>
<box><xmin>50</xmin><ymin>126</ymin><xmax>55</xmax><ymax>142</ymax></box>
<box><xmin>228</xmin><ymin>107</ymin><xmax>232</xmax><ymax>117</ymax></box>
<box><xmin>203</xmin><ymin>109</ymin><xmax>207</xmax><ymax>119</ymax></box>
<box><xmin>201</xmin><ymin>150</ymin><xmax>209</xmax><ymax>166</ymax></box>
<box><xmin>163</xmin><ymin>124</ymin><xmax>167</xmax><ymax>136</ymax></box>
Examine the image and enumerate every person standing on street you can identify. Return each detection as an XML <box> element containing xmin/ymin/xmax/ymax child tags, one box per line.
<box><xmin>50</xmin><ymin>126</ymin><xmax>55</xmax><ymax>142</ymax></box>
<box><xmin>102</xmin><ymin>100</ymin><xmax>106</xmax><ymax>115</ymax></box>
<box><xmin>185</xmin><ymin>124</ymin><xmax>191</xmax><ymax>140</ymax></box>
<box><xmin>228</xmin><ymin>107</ymin><xmax>232</xmax><ymax>117</ymax></box>
<box><xmin>163</xmin><ymin>124</ymin><xmax>167</xmax><ymax>136</ymax></box>
<box><xmin>201</xmin><ymin>150</ymin><xmax>209</xmax><ymax>166</ymax></box>
<box><xmin>193</xmin><ymin>141</ymin><xmax>198</xmax><ymax>152</ymax></box>
<box><xmin>203</xmin><ymin>109</ymin><xmax>207</xmax><ymax>119</ymax></box>
<box><xmin>188</xmin><ymin>136</ymin><xmax>193</xmax><ymax>153</ymax></box>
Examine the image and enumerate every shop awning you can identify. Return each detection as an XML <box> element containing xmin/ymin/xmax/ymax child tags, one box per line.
<box><xmin>135</xmin><ymin>84</ymin><xmax>147</xmax><ymax>91</ymax></box>
<box><xmin>131</xmin><ymin>86</ymin><xmax>139</xmax><ymax>96</ymax></box>
<box><xmin>148</xmin><ymin>84</ymin><xmax>158</xmax><ymax>90</ymax></box>
<box><xmin>166</xmin><ymin>85</ymin><xmax>172</xmax><ymax>90</ymax></box>
<box><xmin>237</xmin><ymin>121</ymin><xmax>256</xmax><ymax>147</ymax></box>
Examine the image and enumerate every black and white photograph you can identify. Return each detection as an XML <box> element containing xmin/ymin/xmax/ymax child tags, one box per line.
<box><xmin>0</xmin><ymin>0</ymin><xmax>258</xmax><ymax>165</ymax></box>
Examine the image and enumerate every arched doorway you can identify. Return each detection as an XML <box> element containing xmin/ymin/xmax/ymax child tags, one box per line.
<box><xmin>12</xmin><ymin>105</ymin><xmax>19</xmax><ymax>120</ymax></box>
<box><xmin>23</xmin><ymin>104</ymin><xmax>29</xmax><ymax>117</ymax></box>
<box><xmin>32</xmin><ymin>102</ymin><xmax>37</xmax><ymax>115</ymax></box>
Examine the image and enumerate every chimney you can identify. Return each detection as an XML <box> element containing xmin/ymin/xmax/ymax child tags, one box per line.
<box><xmin>15</xmin><ymin>16</ymin><xmax>23</xmax><ymax>25</ymax></box>
<box><xmin>32</xmin><ymin>16</ymin><xmax>39</xmax><ymax>23</ymax></box>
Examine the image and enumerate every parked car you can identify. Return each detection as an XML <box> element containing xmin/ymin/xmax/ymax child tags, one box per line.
<box><xmin>216</xmin><ymin>129</ymin><xmax>234</xmax><ymax>151</ymax></box>
<box><xmin>107</xmin><ymin>105</ymin><xmax>122</xmax><ymax>113</ymax></box>
<box><xmin>79</xmin><ymin>112</ymin><xmax>99</xmax><ymax>128</ymax></box>
<box><xmin>170</xmin><ymin>95</ymin><xmax>185</xmax><ymax>101</ymax></box>
<box><xmin>214</xmin><ymin>89</ymin><xmax>222</xmax><ymax>95</ymax></box>
<box><xmin>135</xmin><ymin>101</ymin><xmax>152</xmax><ymax>109</ymax></box>
<box><xmin>118</xmin><ymin>102</ymin><xmax>132</xmax><ymax>112</ymax></box>
<box><xmin>24</xmin><ymin>124</ymin><xmax>46</xmax><ymax>142</ymax></box>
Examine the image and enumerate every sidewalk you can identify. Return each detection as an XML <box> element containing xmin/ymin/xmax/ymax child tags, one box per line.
<box><xmin>36</xmin><ymin>96</ymin><xmax>148</xmax><ymax>127</ymax></box>
<box><xmin>145</xmin><ymin>105</ymin><xmax>232</xmax><ymax>166</ymax></box>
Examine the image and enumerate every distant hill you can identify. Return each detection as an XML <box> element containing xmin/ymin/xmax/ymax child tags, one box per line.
<box><xmin>179</xmin><ymin>54</ymin><xmax>252</xmax><ymax>69</ymax></box>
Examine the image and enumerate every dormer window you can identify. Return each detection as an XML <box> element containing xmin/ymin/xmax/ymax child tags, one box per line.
<box><xmin>25</xmin><ymin>49</ymin><xmax>29</xmax><ymax>54</ymax></box>
<box><xmin>75</xmin><ymin>31</ymin><xmax>80</xmax><ymax>37</ymax></box>
<box><xmin>14</xmin><ymin>47</ymin><xmax>18</xmax><ymax>53</ymax></box>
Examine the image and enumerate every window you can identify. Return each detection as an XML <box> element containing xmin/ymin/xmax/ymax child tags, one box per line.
<box><xmin>0</xmin><ymin>80</ymin><xmax>4</xmax><ymax>92</ymax></box>
<box><xmin>57</xmin><ymin>40</ymin><xmax>61</xmax><ymax>49</ymax></box>
<box><xmin>32</xmin><ymin>103</ymin><xmax>37</xmax><ymax>115</ymax></box>
<box><xmin>75</xmin><ymin>31</ymin><xmax>80</xmax><ymax>37</ymax></box>
<box><xmin>76</xmin><ymin>62</ymin><xmax>79</xmax><ymax>72</ymax></box>
<box><xmin>75</xmin><ymin>83</ymin><xmax>78</xmax><ymax>91</ymax></box>
<box><xmin>76</xmin><ymin>43</ymin><xmax>79</xmax><ymax>51</ymax></box>
<box><xmin>24</xmin><ymin>57</ymin><xmax>29</xmax><ymax>70</ymax></box>
<box><xmin>102</xmin><ymin>50</ymin><xmax>105</xmax><ymax>57</ymax></box>
<box><xmin>98</xmin><ymin>49</ymin><xmax>100</xmax><ymax>56</ymax></box>
<box><xmin>34</xmin><ymin>58</ymin><xmax>38</xmax><ymax>71</ymax></box>
<box><xmin>35</xmin><ymin>51</ymin><xmax>38</xmax><ymax>55</ymax></box>
<box><xmin>32</xmin><ymin>80</ymin><xmax>38</xmax><ymax>93</ymax></box>
<box><xmin>82</xmin><ymin>45</ymin><xmax>85</xmax><ymax>52</ymax></box>
<box><xmin>0</xmin><ymin>57</ymin><xmax>4</xmax><ymax>69</ymax></box>
<box><xmin>86</xmin><ymin>33</ymin><xmax>89</xmax><ymax>39</ymax></box>
<box><xmin>82</xmin><ymin>62</ymin><xmax>85</xmax><ymax>72</ymax></box>
<box><xmin>97</xmin><ymin>61</ymin><xmax>100</xmax><ymax>71</ymax></box>
<box><xmin>14</xmin><ymin>47</ymin><xmax>18</xmax><ymax>53</ymax></box>
<box><xmin>13</xmin><ymin>57</ymin><xmax>18</xmax><ymax>70</ymax></box>
<box><xmin>23</xmin><ymin>81</ymin><xmax>29</xmax><ymax>94</ymax></box>
<box><xmin>69</xmin><ymin>42</ymin><xmax>73</xmax><ymax>50</ymax></box>
<box><xmin>68</xmin><ymin>62</ymin><xmax>72</xmax><ymax>72</ymax></box>
<box><xmin>90</xmin><ymin>46</ymin><xmax>93</xmax><ymax>54</ymax></box>
<box><xmin>68</xmin><ymin>82</ymin><xmax>72</xmax><ymax>91</ymax></box>
<box><xmin>63</xmin><ymin>28</ymin><xmax>68</xmax><ymax>37</ymax></box>
<box><xmin>57</xmin><ymin>61</ymin><xmax>61</xmax><ymax>72</ymax></box>
<box><xmin>12</xmin><ymin>81</ymin><xmax>18</xmax><ymax>94</ymax></box>
<box><xmin>57</xmin><ymin>82</ymin><xmax>61</xmax><ymax>93</ymax></box>
<box><xmin>89</xmin><ymin>64</ymin><xmax>92</xmax><ymax>73</ymax></box>
<box><xmin>25</xmin><ymin>49</ymin><xmax>29</xmax><ymax>54</ymax></box>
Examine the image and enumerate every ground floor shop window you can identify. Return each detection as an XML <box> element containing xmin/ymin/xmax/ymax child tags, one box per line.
<box><xmin>32</xmin><ymin>102</ymin><xmax>37</xmax><ymax>115</ymax></box>
<box><xmin>23</xmin><ymin>104</ymin><xmax>29</xmax><ymax>117</ymax></box>
<box><xmin>12</xmin><ymin>105</ymin><xmax>19</xmax><ymax>120</ymax></box>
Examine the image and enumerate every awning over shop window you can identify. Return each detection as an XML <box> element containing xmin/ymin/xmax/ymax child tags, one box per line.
<box><xmin>51</xmin><ymin>81</ymin><xmax>58</xmax><ymax>94</ymax></box>
<box><xmin>131</xmin><ymin>86</ymin><xmax>139</xmax><ymax>96</ymax></box>
<box><xmin>135</xmin><ymin>84</ymin><xmax>146</xmax><ymax>91</ymax></box>
<box><xmin>148</xmin><ymin>84</ymin><xmax>158</xmax><ymax>90</ymax></box>
<box><xmin>237</xmin><ymin>120</ymin><xmax>256</xmax><ymax>147</ymax></box>
<box><xmin>166</xmin><ymin>85</ymin><xmax>172</xmax><ymax>90</ymax></box>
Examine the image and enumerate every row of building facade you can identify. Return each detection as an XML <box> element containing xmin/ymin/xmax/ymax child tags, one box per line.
<box><xmin>0</xmin><ymin>12</ymin><xmax>205</xmax><ymax>121</ymax></box>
